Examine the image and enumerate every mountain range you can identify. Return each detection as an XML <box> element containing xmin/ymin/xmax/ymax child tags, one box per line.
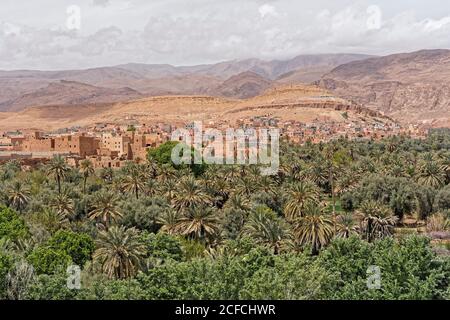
<box><xmin>318</xmin><ymin>49</ymin><xmax>450</xmax><ymax>125</ymax></box>
<box><xmin>0</xmin><ymin>85</ymin><xmax>392</xmax><ymax>131</ymax></box>
<box><xmin>0</xmin><ymin>53</ymin><xmax>371</xmax><ymax>112</ymax></box>
<box><xmin>1</xmin><ymin>49</ymin><xmax>450</xmax><ymax>127</ymax></box>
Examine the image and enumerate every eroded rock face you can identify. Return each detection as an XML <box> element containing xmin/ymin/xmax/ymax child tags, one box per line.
<box><xmin>318</xmin><ymin>49</ymin><xmax>450</xmax><ymax>125</ymax></box>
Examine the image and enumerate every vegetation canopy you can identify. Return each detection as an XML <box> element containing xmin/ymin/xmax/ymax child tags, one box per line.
<box><xmin>1</xmin><ymin>133</ymin><xmax>450</xmax><ymax>300</ymax></box>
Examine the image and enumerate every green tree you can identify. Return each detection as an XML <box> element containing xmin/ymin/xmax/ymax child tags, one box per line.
<box><xmin>176</xmin><ymin>206</ymin><xmax>220</xmax><ymax>242</ymax></box>
<box><xmin>121</xmin><ymin>163</ymin><xmax>148</xmax><ymax>200</ymax></box>
<box><xmin>79</xmin><ymin>159</ymin><xmax>95</xmax><ymax>194</ymax></box>
<box><xmin>47</xmin><ymin>155</ymin><xmax>70</xmax><ymax>195</ymax></box>
<box><xmin>88</xmin><ymin>191</ymin><xmax>122</xmax><ymax>229</ymax></box>
<box><xmin>27</xmin><ymin>246</ymin><xmax>72</xmax><ymax>275</ymax></box>
<box><xmin>0</xmin><ymin>252</ymin><xmax>12</xmax><ymax>298</ymax></box>
<box><xmin>0</xmin><ymin>206</ymin><xmax>28</xmax><ymax>241</ymax></box>
<box><xmin>242</xmin><ymin>206</ymin><xmax>290</xmax><ymax>254</ymax></box>
<box><xmin>7</xmin><ymin>180</ymin><xmax>31</xmax><ymax>213</ymax></box>
<box><xmin>47</xmin><ymin>230</ymin><xmax>95</xmax><ymax>267</ymax></box>
<box><xmin>171</xmin><ymin>177</ymin><xmax>211</xmax><ymax>212</ymax></box>
<box><xmin>240</xmin><ymin>254</ymin><xmax>335</xmax><ymax>299</ymax></box>
<box><xmin>93</xmin><ymin>226</ymin><xmax>146</xmax><ymax>279</ymax></box>
<box><xmin>292</xmin><ymin>204</ymin><xmax>334</xmax><ymax>255</ymax></box>
<box><xmin>358</xmin><ymin>200</ymin><xmax>398</xmax><ymax>242</ymax></box>
<box><xmin>283</xmin><ymin>181</ymin><xmax>320</xmax><ymax>221</ymax></box>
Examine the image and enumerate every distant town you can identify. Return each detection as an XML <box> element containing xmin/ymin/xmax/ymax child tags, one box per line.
<box><xmin>0</xmin><ymin>115</ymin><xmax>429</xmax><ymax>168</ymax></box>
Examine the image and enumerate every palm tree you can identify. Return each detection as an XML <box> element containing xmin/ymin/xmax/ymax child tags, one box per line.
<box><xmin>145</xmin><ymin>179</ymin><xmax>159</xmax><ymax>197</ymax></box>
<box><xmin>88</xmin><ymin>191</ymin><xmax>122</xmax><ymax>229</ymax></box>
<box><xmin>416</xmin><ymin>157</ymin><xmax>446</xmax><ymax>188</ymax></box>
<box><xmin>47</xmin><ymin>155</ymin><xmax>69</xmax><ymax>195</ymax></box>
<box><xmin>233</xmin><ymin>176</ymin><xmax>257</xmax><ymax>197</ymax></box>
<box><xmin>220</xmin><ymin>165</ymin><xmax>241</xmax><ymax>182</ymax></box>
<box><xmin>323</xmin><ymin>146</ymin><xmax>340</xmax><ymax>219</ymax></box>
<box><xmin>36</xmin><ymin>208</ymin><xmax>70</xmax><ymax>233</ymax></box>
<box><xmin>159</xmin><ymin>179</ymin><xmax>177</xmax><ymax>200</ymax></box>
<box><xmin>335</xmin><ymin>168</ymin><xmax>360</xmax><ymax>195</ymax></box>
<box><xmin>258</xmin><ymin>175</ymin><xmax>278</xmax><ymax>196</ymax></box>
<box><xmin>93</xmin><ymin>226</ymin><xmax>146</xmax><ymax>279</ymax></box>
<box><xmin>176</xmin><ymin>206</ymin><xmax>220</xmax><ymax>241</ymax></box>
<box><xmin>283</xmin><ymin>181</ymin><xmax>320</xmax><ymax>221</ymax></box>
<box><xmin>7</xmin><ymin>180</ymin><xmax>31</xmax><ymax>213</ymax></box>
<box><xmin>146</xmin><ymin>159</ymin><xmax>159</xmax><ymax>179</ymax></box>
<box><xmin>242</xmin><ymin>206</ymin><xmax>290</xmax><ymax>254</ymax></box>
<box><xmin>79</xmin><ymin>159</ymin><xmax>95</xmax><ymax>194</ymax></box>
<box><xmin>158</xmin><ymin>210</ymin><xmax>181</xmax><ymax>235</ymax></box>
<box><xmin>292</xmin><ymin>204</ymin><xmax>334</xmax><ymax>255</ymax></box>
<box><xmin>202</xmin><ymin>178</ymin><xmax>231</xmax><ymax>209</ymax></box>
<box><xmin>335</xmin><ymin>212</ymin><xmax>358</xmax><ymax>238</ymax></box>
<box><xmin>157</xmin><ymin>164</ymin><xmax>177</xmax><ymax>182</ymax></box>
<box><xmin>121</xmin><ymin>164</ymin><xmax>147</xmax><ymax>200</ymax></box>
<box><xmin>49</xmin><ymin>189</ymin><xmax>74</xmax><ymax>218</ymax></box>
<box><xmin>358</xmin><ymin>200</ymin><xmax>398</xmax><ymax>242</ymax></box>
<box><xmin>223</xmin><ymin>194</ymin><xmax>251</xmax><ymax>211</ymax></box>
<box><xmin>171</xmin><ymin>177</ymin><xmax>211</xmax><ymax>212</ymax></box>
<box><xmin>99</xmin><ymin>167</ymin><xmax>114</xmax><ymax>184</ymax></box>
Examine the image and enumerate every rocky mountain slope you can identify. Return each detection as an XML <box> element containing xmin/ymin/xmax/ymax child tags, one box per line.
<box><xmin>0</xmin><ymin>54</ymin><xmax>371</xmax><ymax>111</ymax></box>
<box><xmin>0</xmin><ymin>85</ymin><xmax>393</xmax><ymax>131</ymax></box>
<box><xmin>0</xmin><ymin>80</ymin><xmax>143</xmax><ymax>112</ymax></box>
<box><xmin>213</xmin><ymin>71</ymin><xmax>273</xmax><ymax>99</ymax></box>
<box><xmin>318</xmin><ymin>49</ymin><xmax>450</xmax><ymax>125</ymax></box>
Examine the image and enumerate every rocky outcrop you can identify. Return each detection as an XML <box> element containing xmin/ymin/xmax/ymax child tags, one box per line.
<box><xmin>318</xmin><ymin>49</ymin><xmax>450</xmax><ymax>124</ymax></box>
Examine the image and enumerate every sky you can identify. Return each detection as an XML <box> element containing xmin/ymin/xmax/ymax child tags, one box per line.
<box><xmin>1</xmin><ymin>0</ymin><xmax>450</xmax><ymax>70</ymax></box>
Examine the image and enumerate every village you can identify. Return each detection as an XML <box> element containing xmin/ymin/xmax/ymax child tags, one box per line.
<box><xmin>0</xmin><ymin>115</ymin><xmax>428</xmax><ymax>168</ymax></box>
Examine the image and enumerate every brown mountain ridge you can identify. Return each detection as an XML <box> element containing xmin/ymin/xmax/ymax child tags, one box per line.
<box><xmin>318</xmin><ymin>49</ymin><xmax>450</xmax><ymax>125</ymax></box>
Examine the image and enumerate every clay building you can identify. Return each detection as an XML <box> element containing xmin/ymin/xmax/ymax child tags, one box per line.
<box><xmin>22</xmin><ymin>132</ymin><xmax>55</xmax><ymax>152</ymax></box>
<box><xmin>54</xmin><ymin>134</ymin><xmax>99</xmax><ymax>157</ymax></box>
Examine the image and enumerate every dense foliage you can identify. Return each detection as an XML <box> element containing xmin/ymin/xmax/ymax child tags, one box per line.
<box><xmin>1</xmin><ymin>132</ymin><xmax>450</xmax><ymax>300</ymax></box>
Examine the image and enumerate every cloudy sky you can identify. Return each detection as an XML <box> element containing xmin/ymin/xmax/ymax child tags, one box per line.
<box><xmin>1</xmin><ymin>0</ymin><xmax>450</xmax><ymax>70</ymax></box>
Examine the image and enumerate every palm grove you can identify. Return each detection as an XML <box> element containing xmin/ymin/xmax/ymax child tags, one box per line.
<box><xmin>0</xmin><ymin>133</ymin><xmax>450</xmax><ymax>300</ymax></box>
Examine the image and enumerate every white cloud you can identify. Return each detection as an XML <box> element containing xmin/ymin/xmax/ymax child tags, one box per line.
<box><xmin>92</xmin><ymin>0</ymin><xmax>110</xmax><ymax>6</ymax></box>
<box><xmin>258</xmin><ymin>4</ymin><xmax>278</xmax><ymax>19</ymax></box>
<box><xmin>1</xmin><ymin>0</ymin><xmax>450</xmax><ymax>69</ymax></box>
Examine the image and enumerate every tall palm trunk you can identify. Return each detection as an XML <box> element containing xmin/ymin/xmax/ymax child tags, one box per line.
<box><xmin>57</xmin><ymin>174</ymin><xmax>61</xmax><ymax>195</ymax></box>
<box><xmin>329</xmin><ymin>167</ymin><xmax>337</xmax><ymax>232</ymax></box>
<box><xmin>83</xmin><ymin>176</ymin><xmax>87</xmax><ymax>194</ymax></box>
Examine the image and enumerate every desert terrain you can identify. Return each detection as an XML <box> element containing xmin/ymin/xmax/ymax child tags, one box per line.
<box><xmin>0</xmin><ymin>85</ymin><xmax>391</xmax><ymax>131</ymax></box>
<box><xmin>1</xmin><ymin>50</ymin><xmax>449</xmax><ymax>131</ymax></box>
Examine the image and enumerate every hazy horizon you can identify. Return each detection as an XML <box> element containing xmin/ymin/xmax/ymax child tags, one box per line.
<box><xmin>1</xmin><ymin>48</ymin><xmax>448</xmax><ymax>72</ymax></box>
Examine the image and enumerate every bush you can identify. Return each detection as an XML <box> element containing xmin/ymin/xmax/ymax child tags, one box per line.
<box><xmin>0</xmin><ymin>252</ymin><xmax>12</xmax><ymax>298</ymax></box>
<box><xmin>47</xmin><ymin>230</ymin><xmax>95</xmax><ymax>267</ymax></box>
<box><xmin>0</xmin><ymin>206</ymin><xmax>28</xmax><ymax>241</ymax></box>
<box><xmin>143</xmin><ymin>232</ymin><xmax>183</xmax><ymax>262</ymax></box>
<box><xmin>27</xmin><ymin>246</ymin><xmax>72</xmax><ymax>275</ymax></box>
<box><xmin>319</xmin><ymin>236</ymin><xmax>450</xmax><ymax>299</ymax></box>
<box><xmin>434</xmin><ymin>185</ymin><xmax>450</xmax><ymax>211</ymax></box>
<box><xmin>147</xmin><ymin>141</ymin><xmax>207</xmax><ymax>176</ymax></box>
<box><xmin>26</xmin><ymin>272</ymin><xmax>79</xmax><ymax>300</ymax></box>
<box><xmin>349</xmin><ymin>175</ymin><xmax>416</xmax><ymax>219</ymax></box>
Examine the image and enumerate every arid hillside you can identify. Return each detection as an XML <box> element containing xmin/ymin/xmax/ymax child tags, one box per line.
<box><xmin>213</xmin><ymin>71</ymin><xmax>273</xmax><ymax>99</ymax></box>
<box><xmin>0</xmin><ymin>80</ymin><xmax>143</xmax><ymax>112</ymax></box>
<box><xmin>0</xmin><ymin>85</ymin><xmax>393</xmax><ymax>131</ymax></box>
<box><xmin>0</xmin><ymin>54</ymin><xmax>371</xmax><ymax>111</ymax></box>
<box><xmin>318</xmin><ymin>49</ymin><xmax>450</xmax><ymax>125</ymax></box>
